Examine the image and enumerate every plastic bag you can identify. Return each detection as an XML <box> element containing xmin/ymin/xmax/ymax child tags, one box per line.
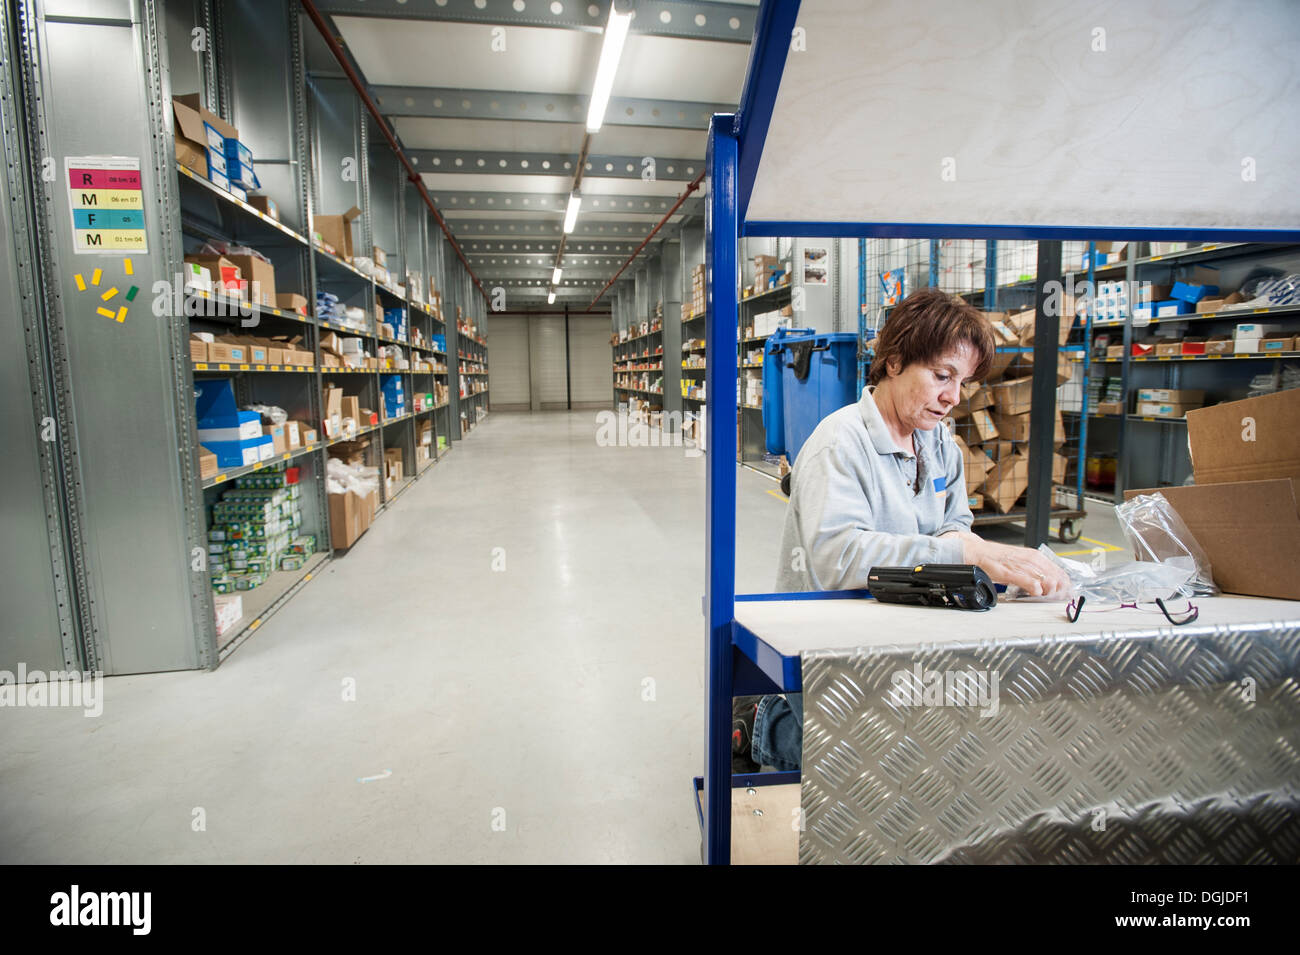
<box><xmin>1005</xmin><ymin>544</ymin><xmax>1195</xmax><ymax>604</ymax></box>
<box><xmin>245</xmin><ymin>403</ymin><xmax>286</xmax><ymax>425</ymax></box>
<box><xmin>326</xmin><ymin>457</ymin><xmax>379</xmax><ymax>497</ymax></box>
<box><xmin>1115</xmin><ymin>492</ymin><xmax>1218</xmax><ymax>596</ymax></box>
<box><xmin>198</xmin><ymin>240</ymin><xmax>270</xmax><ymax>263</ymax></box>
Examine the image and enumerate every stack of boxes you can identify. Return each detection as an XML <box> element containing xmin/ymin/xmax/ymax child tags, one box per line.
<box><xmin>688</xmin><ymin>264</ymin><xmax>706</xmax><ymax>318</ymax></box>
<box><xmin>207</xmin><ymin>464</ymin><xmax>316</xmax><ymax>594</ymax></box>
<box><xmin>380</xmin><ymin>374</ymin><xmax>406</xmax><ymax>420</ymax></box>
<box><xmin>1135</xmin><ymin>388</ymin><xmax>1204</xmax><ymax>419</ymax></box>
<box><xmin>751</xmin><ymin>254</ymin><xmax>784</xmax><ymax>295</ymax></box>
<box><xmin>949</xmin><ymin>310</ymin><xmax>1068</xmax><ymax>512</ymax></box>
<box><xmin>383</xmin><ymin>448</ymin><xmax>404</xmax><ymax>496</ymax></box>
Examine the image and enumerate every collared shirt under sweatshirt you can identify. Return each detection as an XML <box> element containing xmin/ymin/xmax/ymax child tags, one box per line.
<box><xmin>775</xmin><ymin>386</ymin><xmax>972</xmax><ymax>592</ymax></box>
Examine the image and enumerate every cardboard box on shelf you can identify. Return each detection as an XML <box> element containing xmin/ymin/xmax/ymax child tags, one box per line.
<box><xmin>1105</xmin><ymin>344</ymin><xmax>1125</xmax><ymax>360</ymax></box>
<box><xmin>1052</xmin><ymin>452</ymin><xmax>1067</xmax><ymax>485</ymax></box>
<box><xmin>1154</xmin><ymin>339</ymin><xmax>1183</xmax><ymax>357</ymax></box>
<box><xmin>205</xmin><ymin>341</ymin><xmax>244</xmax><ymax>363</ymax></box>
<box><xmin>285</xmin><ymin>420</ymin><xmax>302</xmax><ymax>449</ymax></box>
<box><xmin>991</xmin><ymin>376</ymin><xmax>1033</xmax><ymax>416</ymax></box>
<box><xmin>276</xmin><ymin>292</ymin><xmax>308</xmax><ymax>316</ymax></box>
<box><xmin>341</xmin><ymin>395</ymin><xmax>361</xmax><ymax>424</ymax></box>
<box><xmin>328</xmin><ymin>488</ymin><xmax>377</xmax><ymax>550</ymax></box>
<box><xmin>1195</xmin><ymin>297</ymin><xmax>1226</xmax><ymax>313</ymax></box>
<box><xmin>980</xmin><ymin>452</ymin><xmax>1031</xmax><ymax>513</ymax></box>
<box><xmin>263</xmin><ymin>423</ymin><xmax>287</xmax><ymax>454</ymax></box>
<box><xmin>189</xmin><ymin>334</ymin><xmax>209</xmax><ymax>362</ymax></box>
<box><xmin>315</xmin><ymin>206</ymin><xmax>362</xmax><ymax>261</ymax></box>
<box><xmin>1095</xmin><ymin>400</ymin><xmax>1125</xmax><ymax>416</ymax></box>
<box><xmin>187</xmin><ymin>255</ymin><xmax>241</xmax><ymax>295</ymax></box>
<box><xmin>322</xmin><ymin>387</ymin><xmax>343</xmax><ymax>438</ymax></box>
<box><xmin>172</xmin><ymin>95</ymin><xmax>238</xmax><ymax>182</ymax></box>
<box><xmin>198</xmin><ymin>448</ymin><xmax>218</xmax><ymax>478</ymax></box>
<box><xmin>222</xmin><ymin>252</ymin><xmax>276</xmax><ymax>308</ymax></box>
<box><xmin>1136</xmin><ymin>402</ymin><xmax>1198</xmax><ymax>418</ymax></box>
<box><xmin>247</xmin><ymin>195</ymin><xmax>279</xmax><ymax>221</ymax></box>
<box><xmin>1203</xmin><ymin>335</ymin><xmax>1234</xmax><ymax>355</ymax></box>
<box><xmin>1261</xmin><ymin>334</ymin><xmax>1296</xmax><ymax>353</ymax></box>
<box><xmin>1137</xmin><ymin>388</ymin><xmax>1204</xmax><ymax>404</ymax></box>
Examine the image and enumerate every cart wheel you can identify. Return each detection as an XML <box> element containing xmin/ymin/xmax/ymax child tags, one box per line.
<box><xmin>780</xmin><ymin>473</ymin><xmax>792</xmax><ymax>496</ymax></box>
<box><xmin>1058</xmin><ymin>519</ymin><xmax>1081</xmax><ymax>543</ymax></box>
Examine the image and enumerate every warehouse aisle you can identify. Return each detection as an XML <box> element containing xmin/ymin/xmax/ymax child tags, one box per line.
<box><xmin>2</xmin><ymin>411</ymin><xmax>780</xmax><ymax>864</ymax></box>
<box><xmin>0</xmin><ymin>409</ymin><xmax>1126</xmax><ymax>864</ymax></box>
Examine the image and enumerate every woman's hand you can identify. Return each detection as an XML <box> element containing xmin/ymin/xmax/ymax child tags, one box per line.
<box><xmin>943</xmin><ymin>531</ymin><xmax>1072</xmax><ymax>597</ymax></box>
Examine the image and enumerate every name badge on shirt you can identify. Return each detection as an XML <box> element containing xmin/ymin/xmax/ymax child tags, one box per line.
<box><xmin>933</xmin><ymin>476</ymin><xmax>947</xmax><ymax>497</ymax></box>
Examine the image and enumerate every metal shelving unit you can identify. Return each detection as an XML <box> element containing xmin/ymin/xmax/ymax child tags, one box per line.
<box><xmin>0</xmin><ymin>0</ymin><xmax>496</xmax><ymax>672</ymax></box>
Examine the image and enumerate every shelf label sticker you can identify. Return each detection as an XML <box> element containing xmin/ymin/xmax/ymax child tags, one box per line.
<box><xmin>66</xmin><ymin>157</ymin><xmax>147</xmax><ymax>254</ymax></box>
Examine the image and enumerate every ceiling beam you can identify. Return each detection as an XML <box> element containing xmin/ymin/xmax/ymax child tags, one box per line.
<box><xmin>314</xmin><ymin>0</ymin><xmax>756</xmax><ymax>43</ymax></box>
<box><xmin>477</xmin><ymin>267</ymin><xmax>618</xmax><ymax>281</ymax></box>
<box><xmin>462</xmin><ymin>239</ymin><xmax>641</xmax><ymax>255</ymax></box>
<box><xmin>409</xmin><ymin>148</ymin><xmax>702</xmax><ymax>181</ymax></box>
<box><xmin>374</xmin><ymin>86</ymin><xmax>727</xmax><ymax>129</ymax></box>
<box><xmin>444</xmin><ymin>217</ymin><xmax>679</xmax><ymax>239</ymax></box>
<box><xmin>432</xmin><ymin>189</ymin><xmax>702</xmax><ymax>217</ymax></box>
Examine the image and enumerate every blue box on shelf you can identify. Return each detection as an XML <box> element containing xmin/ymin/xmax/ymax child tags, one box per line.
<box><xmin>1155</xmin><ymin>299</ymin><xmax>1193</xmax><ymax>318</ymax></box>
<box><xmin>197</xmin><ymin>410</ymin><xmax>262</xmax><ymax>443</ymax></box>
<box><xmin>431</xmin><ymin>333</ymin><xmax>446</xmax><ymax>351</ymax></box>
<box><xmin>1170</xmin><ymin>281</ymin><xmax>1219</xmax><ymax>304</ymax></box>
<box><xmin>1133</xmin><ymin>302</ymin><xmax>1157</xmax><ymax>322</ymax></box>
<box><xmin>201</xmin><ymin>434</ymin><xmax>272</xmax><ymax>468</ymax></box>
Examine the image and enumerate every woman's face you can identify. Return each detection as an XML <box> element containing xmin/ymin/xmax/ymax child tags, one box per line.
<box><xmin>884</xmin><ymin>341</ymin><xmax>981</xmax><ymax>432</ymax></box>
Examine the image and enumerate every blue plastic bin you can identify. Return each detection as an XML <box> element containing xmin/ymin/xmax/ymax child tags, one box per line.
<box><xmin>761</xmin><ymin>326</ymin><xmax>814</xmax><ymax>454</ymax></box>
<box><xmin>777</xmin><ymin>331</ymin><xmax>859</xmax><ymax>464</ymax></box>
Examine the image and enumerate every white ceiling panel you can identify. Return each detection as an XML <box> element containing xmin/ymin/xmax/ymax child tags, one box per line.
<box><xmin>336</xmin><ymin>17</ymin><xmax>601</xmax><ymax>93</ymax></box>
<box><xmin>612</xmin><ymin>33</ymin><xmax>749</xmax><ymax>103</ymax></box>
<box><xmin>588</xmin><ymin>125</ymin><xmax>706</xmax><ymax>158</ymax></box>
<box><xmin>394</xmin><ymin>117</ymin><xmax>585</xmax><ymax>154</ymax></box>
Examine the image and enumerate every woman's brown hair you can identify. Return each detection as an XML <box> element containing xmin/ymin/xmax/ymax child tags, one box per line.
<box><xmin>869</xmin><ymin>287</ymin><xmax>995</xmax><ymax>386</ymax></box>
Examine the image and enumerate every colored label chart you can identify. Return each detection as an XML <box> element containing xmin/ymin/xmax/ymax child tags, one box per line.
<box><xmin>66</xmin><ymin>157</ymin><xmax>147</xmax><ymax>254</ymax></box>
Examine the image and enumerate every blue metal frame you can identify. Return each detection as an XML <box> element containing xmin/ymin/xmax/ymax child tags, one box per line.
<box><xmin>703</xmin><ymin>114</ymin><xmax>740</xmax><ymax>866</ymax></box>
<box><xmin>703</xmin><ymin>0</ymin><xmax>1300</xmax><ymax>866</ymax></box>
<box><xmin>743</xmin><ymin>222</ymin><xmax>1300</xmax><ymax>242</ymax></box>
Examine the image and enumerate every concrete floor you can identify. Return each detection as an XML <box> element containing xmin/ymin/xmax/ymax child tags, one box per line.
<box><xmin>0</xmin><ymin>410</ymin><xmax>1128</xmax><ymax>864</ymax></box>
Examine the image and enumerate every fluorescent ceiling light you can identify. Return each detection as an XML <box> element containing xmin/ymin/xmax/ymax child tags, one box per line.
<box><xmin>548</xmin><ymin>290</ymin><xmax>556</xmax><ymax>305</ymax></box>
<box><xmin>586</xmin><ymin>6</ymin><xmax>632</xmax><ymax>133</ymax></box>
<box><xmin>563</xmin><ymin>194</ymin><xmax>582</xmax><ymax>234</ymax></box>
<box><xmin>552</xmin><ymin>267</ymin><xmax>563</xmax><ymax>284</ymax></box>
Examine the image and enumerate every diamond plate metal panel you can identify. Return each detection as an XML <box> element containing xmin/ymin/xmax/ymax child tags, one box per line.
<box><xmin>799</xmin><ymin>621</ymin><xmax>1300</xmax><ymax>864</ymax></box>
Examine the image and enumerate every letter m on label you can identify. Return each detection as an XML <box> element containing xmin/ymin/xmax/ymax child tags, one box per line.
<box><xmin>84</xmin><ymin>233</ymin><xmax>102</xmax><ymax>245</ymax></box>
<box><xmin>80</xmin><ymin>193</ymin><xmax>99</xmax><ymax>205</ymax></box>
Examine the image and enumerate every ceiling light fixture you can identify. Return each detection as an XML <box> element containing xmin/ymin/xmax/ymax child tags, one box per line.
<box><xmin>548</xmin><ymin>290</ymin><xmax>556</xmax><ymax>305</ymax></box>
<box><xmin>563</xmin><ymin>193</ymin><xmax>582</xmax><ymax>234</ymax></box>
<box><xmin>553</xmin><ymin>267</ymin><xmax>563</xmax><ymax>284</ymax></box>
<box><xmin>586</xmin><ymin>5</ymin><xmax>632</xmax><ymax>133</ymax></box>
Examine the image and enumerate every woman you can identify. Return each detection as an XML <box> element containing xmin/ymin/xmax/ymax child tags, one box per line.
<box><xmin>737</xmin><ymin>287</ymin><xmax>1071</xmax><ymax>772</ymax></box>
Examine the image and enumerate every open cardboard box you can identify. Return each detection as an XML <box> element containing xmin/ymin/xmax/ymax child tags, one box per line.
<box><xmin>1125</xmin><ymin>389</ymin><xmax>1300</xmax><ymax>600</ymax></box>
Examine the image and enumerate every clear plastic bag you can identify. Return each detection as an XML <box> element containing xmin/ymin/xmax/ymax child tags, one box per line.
<box><xmin>245</xmin><ymin>403</ymin><xmax>286</xmax><ymax>425</ymax></box>
<box><xmin>1005</xmin><ymin>544</ymin><xmax>1195</xmax><ymax>604</ymax></box>
<box><xmin>1115</xmin><ymin>492</ymin><xmax>1219</xmax><ymax>596</ymax></box>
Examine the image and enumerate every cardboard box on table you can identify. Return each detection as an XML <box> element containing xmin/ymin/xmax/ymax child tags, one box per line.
<box><xmin>1125</xmin><ymin>389</ymin><xmax>1300</xmax><ymax>600</ymax></box>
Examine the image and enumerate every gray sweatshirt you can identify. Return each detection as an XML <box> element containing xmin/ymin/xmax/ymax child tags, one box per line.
<box><xmin>775</xmin><ymin>386</ymin><xmax>972</xmax><ymax>592</ymax></box>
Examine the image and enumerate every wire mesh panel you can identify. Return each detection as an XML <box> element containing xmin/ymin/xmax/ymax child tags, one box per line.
<box><xmin>859</xmin><ymin>239</ymin><xmax>1090</xmax><ymax>535</ymax></box>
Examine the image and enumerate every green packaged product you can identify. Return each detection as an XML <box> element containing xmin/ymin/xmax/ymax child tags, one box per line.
<box><xmin>208</xmin><ymin>542</ymin><xmax>227</xmax><ymax>554</ymax></box>
<box><xmin>234</xmin><ymin>571</ymin><xmax>267</xmax><ymax>591</ymax></box>
<box><xmin>211</xmin><ymin>575</ymin><xmax>235</xmax><ymax>594</ymax></box>
<box><xmin>208</xmin><ymin>529</ymin><xmax>228</xmax><ymax>542</ymax></box>
<box><xmin>279</xmin><ymin>554</ymin><xmax>305</xmax><ymax>571</ymax></box>
<box><xmin>246</xmin><ymin>556</ymin><xmax>272</xmax><ymax>575</ymax></box>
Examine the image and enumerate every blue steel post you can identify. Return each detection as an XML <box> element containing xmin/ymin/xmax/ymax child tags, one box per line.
<box><xmin>704</xmin><ymin>115</ymin><xmax>739</xmax><ymax>865</ymax></box>
<box><xmin>857</xmin><ymin>239</ymin><xmax>867</xmax><ymax>393</ymax></box>
<box><xmin>928</xmin><ymin>239</ymin><xmax>939</xmax><ymax>288</ymax></box>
